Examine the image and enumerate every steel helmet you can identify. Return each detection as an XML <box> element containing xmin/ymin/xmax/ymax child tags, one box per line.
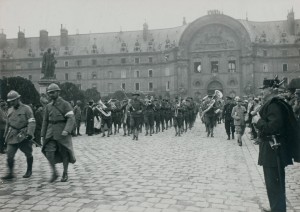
<box><xmin>7</xmin><ymin>90</ymin><xmax>21</xmax><ymax>102</ymax></box>
<box><xmin>47</xmin><ymin>83</ymin><xmax>61</xmax><ymax>93</ymax></box>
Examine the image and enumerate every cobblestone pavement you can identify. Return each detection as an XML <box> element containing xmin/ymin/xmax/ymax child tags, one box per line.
<box><xmin>0</xmin><ymin>120</ymin><xmax>299</xmax><ymax>212</ymax></box>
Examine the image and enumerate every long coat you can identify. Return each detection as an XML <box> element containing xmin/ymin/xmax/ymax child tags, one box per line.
<box><xmin>41</xmin><ymin>97</ymin><xmax>76</xmax><ymax>164</ymax></box>
<box><xmin>85</xmin><ymin>106</ymin><xmax>94</xmax><ymax>135</ymax></box>
<box><xmin>256</xmin><ymin>97</ymin><xmax>296</xmax><ymax>167</ymax></box>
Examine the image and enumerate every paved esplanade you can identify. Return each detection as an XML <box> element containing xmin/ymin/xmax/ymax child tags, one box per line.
<box><xmin>0</xmin><ymin>120</ymin><xmax>299</xmax><ymax>212</ymax></box>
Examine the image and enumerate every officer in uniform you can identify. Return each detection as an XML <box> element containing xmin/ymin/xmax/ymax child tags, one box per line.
<box><xmin>172</xmin><ymin>97</ymin><xmax>183</xmax><ymax>136</ymax></box>
<box><xmin>144</xmin><ymin>95</ymin><xmax>154</xmax><ymax>136</ymax></box>
<box><xmin>222</xmin><ymin>96</ymin><xmax>235</xmax><ymax>140</ymax></box>
<box><xmin>252</xmin><ymin>78</ymin><xmax>300</xmax><ymax>212</ymax></box>
<box><xmin>129</xmin><ymin>92</ymin><xmax>143</xmax><ymax>140</ymax></box>
<box><xmin>41</xmin><ymin>83</ymin><xmax>76</xmax><ymax>183</ymax></box>
<box><xmin>73</xmin><ymin>100</ymin><xmax>82</xmax><ymax>136</ymax></box>
<box><xmin>1</xmin><ymin>91</ymin><xmax>36</xmax><ymax>180</ymax></box>
<box><xmin>202</xmin><ymin>94</ymin><xmax>217</xmax><ymax>137</ymax></box>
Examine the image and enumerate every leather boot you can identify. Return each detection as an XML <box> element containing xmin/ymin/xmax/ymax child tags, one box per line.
<box><xmin>61</xmin><ymin>172</ymin><xmax>68</xmax><ymax>182</ymax></box>
<box><xmin>232</xmin><ymin>133</ymin><xmax>235</xmax><ymax>139</ymax></box>
<box><xmin>46</xmin><ymin>152</ymin><xmax>58</xmax><ymax>183</ymax></box>
<box><xmin>23</xmin><ymin>157</ymin><xmax>33</xmax><ymax>178</ymax></box>
<box><xmin>1</xmin><ymin>159</ymin><xmax>14</xmax><ymax>180</ymax></box>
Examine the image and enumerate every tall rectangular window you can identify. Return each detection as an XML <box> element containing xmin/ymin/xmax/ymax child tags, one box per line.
<box><xmin>263</xmin><ymin>50</ymin><xmax>267</xmax><ymax>57</ymax></box>
<box><xmin>28</xmin><ymin>75</ymin><xmax>32</xmax><ymax>80</ymax></box>
<box><xmin>148</xmin><ymin>57</ymin><xmax>153</xmax><ymax>63</ymax></box>
<box><xmin>263</xmin><ymin>64</ymin><xmax>268</xmax><ymax>72</ymax></box>
<box><xmin>283</xmin><ymin>64</ymin><xmax>288</xmax><ymax>72</ymax></box>
<box><xmin>135</xmin><ymin>83</ymin><xmax>140</xmax><ymax>91</ymax></box>
<box><xmin>92</xmin><ymin>59</ymin><xmax>97</xmax><ymax>66</ymax></box>
<box><xmin>194</xmin><ymin>62</ymin><xmax>201</xmax><ymax>73</ymax></box>
<box><xmin>135</xmin><ymin>58</ymin><xmax>140</xmax><ymax>64</ymax></box>
<box><xmin>134</xmin><ymin>70</ymin><xmax>140</xmax><ymax>78</ymax></box>
<box><xmin>121</xmin><ymin>58</ymin><xmax>126</xmax><ymax>64</ymax></box>
<box><xmin>77</xmin><ymin>84</ymin><xmax>81</xmax><ymax>90</ymax></box>
<box><xmin>27</xmin><ymin>62</ymin><xmax>32</xmax><ymax>69</ymax></box>
<box><xmin>228</xmin><ymin>60</ymin><xmax>236</xmax><ymax>73</ymax></box>
<box><xmin>282</xmin><ymin>50</ymin><xmax>288</xmax><ymax>56</ymax></box>
<box><xmin>108</xmin><ymin>83</ymin><xmax>113</xmax><ymax>93</ymax></box>
<box><xmin>121</xmin><ymin>83</ymin><xmax>126</xmax><ymax>90</ymax></box>
<box><xmin>77</xmin><ymin>72</ymin><xmax>82</xmax><ymax>80</ymax></box>
<box><xmin>148</xmin><ymin>69</ymin><xmax>153</xmax><ymax>77</ymax></box>
<box><xmin>149</xmin><ymin>82</ymin><xmax>153</xmax><ymax>91</ymax></box>
<box><xmin>76</xmin><ymin>60</ymin><xmax>82</xmax><ymax>66</ymax></box>
<box><xmin>166</xmin><ymin>81</ymin><xmax>170</xmax><ymax>91</ymax></box>
<box><xmin>92</xmin><ymin>83</ymin><xmax>97</xmax><ymax>89</ymax></box>
<box><xmin>165</xmin><ymin>68</ymin><xmax>170</xmax><ymax>76</ymax></box>
<box><xmin>65</xmin><ymin>73</ymin><xmax>69</xmax><ymax>80</ymax></box>
<box><xmin>92</xmin><ymin>72</ymin><xmax>97</xmax><ymax>79</ymax></box>
<box><xmin>121</xmin><ymin>70</ymin><xmax>126</xmax><ymax>78</ymax></box>
<box><xmin>64</xmin><ymin>61</ymin><xmax>69</xmax><ymax>67</ymax></box>
<box><xmin>211</xmin><ymin>61</ymin><xmax>218</xmax><ymax>73</ymax></box>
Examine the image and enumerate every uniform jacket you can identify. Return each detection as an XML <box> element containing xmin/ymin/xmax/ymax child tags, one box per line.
<box><xmin>222</xmin><ymin>102</ymin><xmax>235</xmax><ymax>121</ymax></box>
<box><xmin>5</xmin><ymin>103</ymin><xmax>36</xmax><ymax>144</ymax></box>
<box><xmin>0</xmin><ymin>107</ymin><xmax>7</xmax><ymax>130</ymax></box>
<box><xmin>231</xmin><ymin>105</ymin><xmax>246</xmax><ymax>126</ymax></box>
<box><xmin>41</xmin><ymin>97</ymin><xmax>75</xmax><ymax>141</ymax></box>
<box><xmin>256</xmin><ymin>97</ymin><xmax>296</xmax><ymax>167</ymax></box>
<box><xmin>130</xmin><ymin>99</ymin><xmax>143</xmax><ymax>117</ymax></box>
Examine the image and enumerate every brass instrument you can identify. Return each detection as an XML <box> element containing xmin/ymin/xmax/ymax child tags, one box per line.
<box><xmin>145</xmin><ymin>96</ymin><xmax>154</xmax><ymax>106</ymax></box>
<box><xmin>201</xmin><ymin>90</ymin><xmax>223</xmax><ymax>119</ymax></box>
<box><xmin>97</xmin><ymin>99</ymin><xmax>111</xmax><ymax>117</ymax></box>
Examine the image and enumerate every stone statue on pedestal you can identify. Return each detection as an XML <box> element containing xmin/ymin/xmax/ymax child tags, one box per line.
<box><xmin>41</xmin><ymin>48</ymin><xmax>57</xmax><ymax>79</ymax></box>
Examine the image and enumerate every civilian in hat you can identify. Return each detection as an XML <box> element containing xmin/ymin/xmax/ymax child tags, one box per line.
<box><xmin>222</xmin><ymin>96</ymin><xmax>235</xmax><ymax>140</ymax></box>
<box><xmin>250</xmin><ymin>98</ymin><xmax>261</xmax><ymax>144</ymax></box>
<box><xmin>231</xmin><ymin>97</ymin><xmax>246</xmax><ymax>146</ymax></box>
<box><xmin>252</xmin><ymin>77</ymin><xmax>299</xmax><ymax>212</ymax></box>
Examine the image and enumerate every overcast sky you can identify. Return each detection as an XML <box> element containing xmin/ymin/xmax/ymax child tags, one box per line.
<box><xmin>0</xmin><ymin>0</ymin><xmax>299</xmax><ymax>39</ymax></box>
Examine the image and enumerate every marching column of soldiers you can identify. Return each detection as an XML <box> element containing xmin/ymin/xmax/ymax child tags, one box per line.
<box><xmin>1</xmin><ymin>78</ymin><xmax>300</xmax><ymax>212</ymax></box>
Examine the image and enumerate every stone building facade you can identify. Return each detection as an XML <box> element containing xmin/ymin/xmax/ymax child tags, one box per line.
<box><xmin>1</xmin><ymin>10</ymin><xmax>300</xmax><ymax>98</ymax></box>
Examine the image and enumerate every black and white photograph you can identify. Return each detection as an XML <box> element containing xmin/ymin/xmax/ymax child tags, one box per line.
<box><xmin>0</xmin><ymin>0</ymin><xmax>300</xmax><ymax>211</ymax></box>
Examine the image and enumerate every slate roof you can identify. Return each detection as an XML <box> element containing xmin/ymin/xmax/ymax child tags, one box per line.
<box><xmin>1</xmin><ymin>17</ymin><xmax>300</xmax><ymax>60</ymax></box>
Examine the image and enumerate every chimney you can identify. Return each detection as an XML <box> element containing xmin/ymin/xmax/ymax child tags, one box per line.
<box><xmin>0</xmin><ymin>29</ymin><xmax>7</xmax><ymax>49</ymax></box>
<box><xmin>143</xmin><ymin>22</ymin><xmax>149</xmax><ymax>41</ymax></box>
<box><xmin>60</xmin><ymin>24</ymin><xmax>68</xmax><ymax>46</ymax></box>
<box><xmin>39</xmin><ymin>30</ymin><xmax>49</xmax><ymax>49</ymax></box>
<box><xmin>17</xmin><ymin>27</ymin><xmax>26</xmax><ymax>48</ymax></box>
<box><xmin>287</xmin><ymin>8</ymin><xmax>295</xmax><ymax>35</ymax></box>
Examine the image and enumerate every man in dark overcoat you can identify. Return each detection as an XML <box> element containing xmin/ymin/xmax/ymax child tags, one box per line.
<box><xmin>253</xmin><ymin>78</ymin><xmax>300</xmax><ymax>212</ymax></box>
<box><xmin>85</xmin><ymin>100</ymin><xmax>94</xmax><ymax>136</ymax></box>
<box><xmin>41</xmin><ymin>83</ymin><xmax>76</xmax><ymax>183</ymax></box>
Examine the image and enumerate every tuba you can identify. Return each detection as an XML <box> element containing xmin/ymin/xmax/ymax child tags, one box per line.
<box><xmin>97</xmin><ymin>99</ymin><xmax>111</xmax><ymax>117</ymax></box>
<box><xmin>201</xmin><ymin>90</ymin><xmax>223</xmax><ymax>118</ymax></box>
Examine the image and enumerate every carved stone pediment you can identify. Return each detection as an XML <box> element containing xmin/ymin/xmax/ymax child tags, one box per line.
<box><xmin>190</xmin><ymin>25</ymin><xmax>238</xmax><ymax>52</ymax></box>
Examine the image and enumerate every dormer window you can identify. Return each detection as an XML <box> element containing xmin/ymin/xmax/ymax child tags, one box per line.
<box><xmin>165</xmin><ymin>37</ymin><xmax>171</xmax><ymax>49</ymax></box>
<box><xmin>259</xmin><ymin>31</ymin><xmax>267</xmax><ymax>43</ymax></box>
<box><xmin>64</xmin><ymin>46</ymin><xmax>69</xmax><ymax>55</ymax></box>
<box><xmin>92</xmin><ymin>44</ymin><xmax>98</xmax><ymax>54</ymax></box>
<box><xmin>147</xmin><ymin>39</ymin><xmax>154</xmax><ymax>52</ymax></box>
<box><xmin>28</xmin><ymin>49</ymin><xmax>32</xmax><ymax>57</ymax></box>
<box><xmin>121</xmin><ymin>42</ymin><xmax>127</xmax><ymax>52</ymax></box>
<box><xmin>134</xmin><ymin>40</ymin><xmax>141</xmax><ymax>52</ymax></box>
<box><xmin>280</xmin><ymin>32</ymin><xmax>288</xmax><ymax>43</ymax></box>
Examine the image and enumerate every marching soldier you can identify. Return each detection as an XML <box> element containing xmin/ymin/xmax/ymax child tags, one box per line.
<box><xmin>41</xmin><ymin>83</ymin><xmax>76</xmax><ymax>183</ymax></box>
<box><xmin>73</xmin><ymin>100</ymin><xmax>82</xmax><ymax>136</ymax></box>
<box><xmin>129</xmin><ymin>92</ymin><xmax>143</xmax><ymax>140</ymax></box>
<box><xmin>1</xmin><ymin>91</ymin><xmax>36</xmax><ymax>180</ymax></box>
<box><xmin>153</xmin><ymin>99</ymin><xmax>161</xmax><ymax>133</ymax></box>
<box><xmin>231</xmin><ymin>97</ymin><xmax>246</xmax><ymax>146</ymax></box>
<box><xmin>100</xmin><ymin>100</ymin><xmax>112</xmax><ymax>137</ymax></box>
<box><xmin>173</xmin><ymin>97</ymin><xmax>184</xmax><ymax>136</ymax></box>
<box><xmin>0</xmin><ymin>100</ymin><xmax>7</xmax><ymax>154</ymax></box>
<box><xmin>144</xmin><ymin>95</ymin><xmax>154</xmax><ymax>136</ymax></box>
<box><xmin>222</xmin><ymin>96</ymin><xmax>235</xmax><ymax>140</ymax></box>
<box><xmin>202</xmin><ymin>94</ymin><xmax>217</xmax><ymax>137</ymax></box>
<box><xmin>86</xmin><ymin>100</ymin><xmax>94</xmax><ymax>136</ymax></box>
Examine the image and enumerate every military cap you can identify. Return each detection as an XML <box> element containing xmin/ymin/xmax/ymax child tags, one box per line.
<box><xmin>132</xmin><ymin>92</ymin><xmax>140</xmax><ymax>96</ymax></box>
<box><xmin>235</xmin><ymin>96</ymin><xmax>242</xmax><ymax>102</ymax></box>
